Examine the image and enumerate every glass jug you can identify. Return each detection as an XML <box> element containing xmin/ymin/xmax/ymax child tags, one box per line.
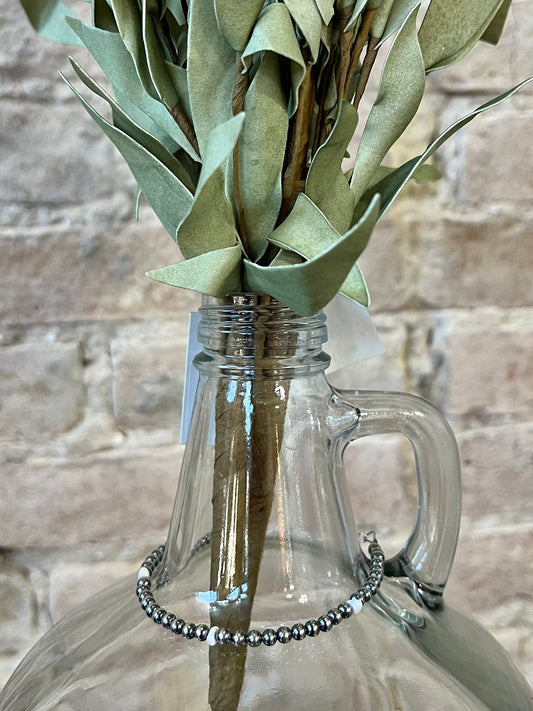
<box><xmin>1</xmin><ymin>295</ymin><xmax>531</xmax><ymax>710</ymax></box>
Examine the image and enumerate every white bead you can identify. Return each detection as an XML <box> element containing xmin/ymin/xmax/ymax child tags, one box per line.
<box><xmin>207</xmin><ymin>626</ymin><xmax>220</xmax><ymax>646</ymax></box>
<box><xmin>137</xmin><ymin>566</ymin><xmax>151</xmax><ymax>580</ymax></box>
<box><xmin>347</xmin><ymin>598</ymin><xmax>363</xmax><ymax>614</ymax></box>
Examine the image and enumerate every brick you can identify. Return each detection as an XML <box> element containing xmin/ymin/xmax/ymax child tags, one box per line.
<box><xmin>0</xmin><ymin>224</ymin><xmax>198</xmax><ymax>324</ymax></box>
<box><xmin>328</xmin><ymin>315</ymin><xmax>407</xmax><ymax>392</ymax></box>
<box><xmin>0</xmin><ymin>99</ymin><xmax>128</xmax><ymax>204</ymax></box>
<box><xmin>0</xmin><ymin>448</ymin><xmax>183</xmax><ymax>547</ymax></box>
<box><xmin>344</xmin><ymin>434</ymin><xmax>416</xmax><ymax>544</ymax></box>
<box><xmin>416</xmin><ymin>214</ymin><xmax>533</xmax><ymax>308</ymax></box>
<box><xmin>48</xmin><ymin>560</ymin><xmax>136</xmax><ymax>622</ymax></box>
<box><xmin>0</xmin><ymin>0</ymin><xmax>98</xmax><ymax>99</ymax></box>
<box><xmin>446</xmin><ymin>315</ymin><xmax>533</xmax><ymax>418</ymax></box>
<box><xmin>463</xmin><ymin>107</ymin><xmax>533</xmax><ymax>205</ymax></box>
<box><xmin>431</xmin><ymin>1</ymin><xmax>533</xmax><ymax>96</ymax></box>
<box><xmin>0</xmin><ymin>343</ymin><xmax>84</xmax><ymax>441</ymax></box>
<box><xmin>0</xmin><ymin>558</ymin><xmax>37</xmax><ymax>655</ymax></box>
<box><xmin>111</xmin><ymin>337</ymin><xmax>187</xmax><ymax>432</ymax></box>
<box><xmin>458</xmin><ymin>424</ymin><xmax>533</xmax><ymax>524</ymax></box>
<box><xmin>446</xmin><ymin>526</ymin><xmax>533</xmax><ymax>612</ymax></box>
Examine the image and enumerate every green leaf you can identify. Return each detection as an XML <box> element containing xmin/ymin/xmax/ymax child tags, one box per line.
<box><xmin>67</xmin><ymin>19</ymin><xmax>199</xmax><ymax>159</ymax></box>
<box><xmin>315</xmin><ymin>0</ymin><xmax>335</xmax><ymax>25</ymax></box>
<box><xmin>371</xmin><ymin>0</ymin><xmax>395</xmax><ymax>38</ymax></box>
<box><xmin>418</xmin><ymin>0</ymin><xmax>507</xmax><ymax>72</ymax></box>
<box><xmin>109</xmin><ymin>0</ymin><xmax>157</xmax><ymax>100</ymax></box>
<box><xmin>176</xmin><ymin>114</ymin><xmax>244</xmax><ymax>259</ymax></box>
<box><xmin>188</xmin><ymin>0</ymin><xmax>236</xmax><ymax>155</ymax></box>
<box><xmin>239</xmin><ymin>53</ymin><xmax>289</xmax><ymax>261</ymax></box>
<box><xmin>68</xmin><ymin>58</ymin><xmax>196</xmax><ymax>192</ymax></box>
<box><xmin>366</xmin><ymin>78</ymin><xmax>533</xmax><ymax>218</ymax></box>
<box><xmin>92</xmin><ymin>0</ymin><xmax>119</xmax><ymax>33</ymax></box>
<box><xmin>61</xmin><ymin>73</ymin><xmax>193</xmax><ymax>238</ymax></box>
<box><xmin>306</xmin><ymin>99</ymin><xmax>358</xmax><ymax>233</ymax></box>
<box><xmin>164</xmin><ymin>0</ymin><xmax>186</xmax><ymax>25</ymax></box>
<box><xmin>214</xmin><ymin>0</ymin><xmax>264</xmax><ymax>51</ymax></box>
<box><xmin>481</xmin><ymin>0</ymin><xmax>512</xmax><ymax>45</ymax></box>
<box><xmin>147</xmin><ymin>244</ymin><xmax>243</xmax><ymax>297</ymax></box>
<box><xmin>368</xmin><ymin>162</ymin><xmax>441</xmax><ymax>188</ymax></box>
<box><xmin>19</xmin><ymin>0</ymin><xmax>83</xmax><ymax>44</ymax></box>
<box><xmin>243</xmin><ymin>194</ymin><xmax>380</xmax><ymax>315</ymax></box>
<box><xmin>141</xmin><ymin>0</ymin><xmax>179</xmax><ymax>109</ymax></box>
<box><xmin>378</xmin><ymin>0</ymin><xmax>420</xmax><ymax>46</ymax></box>
<box><xmin>284</xmin><ymin>0</ymin><xmax>323</xmax><ymax>63</ymax></box>
<box><xmin>346</xmin><ymin>0</ymin><xmax>368</xmax><ymax>32</ymax></box>
<box><xmin>350</xmin><ymin>5</ymin><xmax>425</xmax><ymax>204</ymax></box>
<box><xmin>242</xmin><ymin>3</ymin><xmax>307</xmax><ymax>117</ymax></box>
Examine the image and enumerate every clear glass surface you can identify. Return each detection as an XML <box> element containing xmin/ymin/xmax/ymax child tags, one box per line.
<box><xmin>1</xmin><ymin>296</ymin><xmax>531</xmax><ymax>710</ymax></box>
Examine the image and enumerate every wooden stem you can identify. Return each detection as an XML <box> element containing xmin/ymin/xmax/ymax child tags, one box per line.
<box><xmin>232</xmin><ymin>53</ymin><xmax>250</xmax><ymax>255</ymax></box>
<box><xmin>342</xmin><ymin>8</ymin><xmax>377</xmax><ymax>100</ymax></box>
<box><xmin>353</xmin><ymin>35</ymin><xmax>380</xmax><ymax>109</ymax></box>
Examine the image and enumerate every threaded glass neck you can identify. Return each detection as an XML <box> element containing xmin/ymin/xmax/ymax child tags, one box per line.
<box><xmin>194</xmin><ymin>294</ymin><xmax>330</xmax><ymax>377</ymax></box>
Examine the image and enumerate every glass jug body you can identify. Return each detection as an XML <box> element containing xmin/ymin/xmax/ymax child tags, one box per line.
<box><xmin>0</xmin><ymin>295</ymin><xmax>531</xmax><ymax>711</ymax></box>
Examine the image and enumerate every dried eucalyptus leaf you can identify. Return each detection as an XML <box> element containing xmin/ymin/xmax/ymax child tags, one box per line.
<box><xmin>176</xmin><ymin>114</ymin><xmax>244</xmax><ymax>258</ymax></box>
<box><xmin>109</xmin><ymin>0</ymin><xmax>157</xmax><ymax>99</ymax></box>
<box><xmin>141</xmin><ymin>0</ymin><xmax>179</xmax><ymax>109</ymax></box>
<box><xmin>243</xmin><ymin>195</ymin><xmax>380</xmax><ymax>315</ymax></box>
<box><xmin>67</xmin><ymin>19</ymin><xmax>198</xmax><ymax>159</ymax></box>
<box><xmin>164</xmin><ymin>0</ymin><xmax>186</xmax><ymax>25</ymax></box>
<box><xmin>284</xmin><ymin>0</ymin><xmax>323</xmax><ymax>63</ymax></box>
<box><xmin>418</xmin><ymin>0</ymin><xmax>506</xmax><ymax>72</ymax></box>
<box><xmin>92</xmin><ymin>0</ymin><xmax>118</xmax><ymax>32</ymax></box>
<box><xmin>339</xmin><ymin>263</ymin><xmax>369</xmax><ymax>305</ymax></box>
<box><xmin>480</xmin><ymin>0</ymin><xmax>512</xmax><ymax>45</ymax></box>
<box><xmin>19</xmin><ymin>0</ymin><xmax>83</xmax><ymax>44</ymax></box>
<box><xmin>315</xmin><ymin>0</ymin><xmax>335</xmax><ymax>25</ymax></box>
<box><xmin>350</xmin><ymin>5</ymin><xmax>424</xmax><ymax>204</ymax></box>
<box><xmin>371</xmin><ymin>0</ymin><xmax>394</xmax><ymax>38</ymax></box>
<box><xmin>214</xmin><ymin>0</ymin><xmax>264</xmax><ymax>51</ymax></box>
<box><xmin>61</xmin><ymin>73</ymin><xmax>193</xmax><ymax>238</ymax></box>
<box><xmin>240</xmin><ymin>53</ymin><xmax>289</xmax><ymax>261</ymax></box>
<box><xmin>378</xmin><ymin>0</ymin><xmax>420</xmax><ymax>46</ymax></box>
<box><xmin>146</xmin><ymin>244</ymin><xmax>243</xmax><ymax>296</ymax></box>
<box><xmin>69</xmin><ymin>57</ymin><xmax>195</xmax><ymax>192</ymax></box>
<box><xmin>306</xmin><ymin>99</ymin><xmax>358</xmax><ymax>233</ymax></box>
<box><xmin>369</xmin><ymin>78</ymin><xmax>533</xmax><ymax>218</ymax></box>
<box><xmin>242</xmin><ymin>3</ymin><xmax>306</xmax><ymax>117</ymax></box>
<box><xmin>346</xmin><ymin>0</ymin><xmax>369</xmax><ymax>32</ymax></box>
<box><xmin>368</xmin><ymin>162</ymin><xmax>441</xmax><ymax>187</ymax></box>
<box><xmin>188</xmin><ymin>0</ymin><xmax>235</xmax><ymax>154</ymax></box>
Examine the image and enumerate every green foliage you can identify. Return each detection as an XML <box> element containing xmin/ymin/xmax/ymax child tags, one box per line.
<box><xmin>19</xmin><ymin>0</ymin><xmax>525</xmax><ymax>315</ymax></box>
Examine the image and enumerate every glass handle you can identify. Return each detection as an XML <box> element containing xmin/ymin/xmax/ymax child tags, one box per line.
<box><xmin>336</xmin><ymin>389</ymin><xmax>461</xmax><ymax>597</ymax></box>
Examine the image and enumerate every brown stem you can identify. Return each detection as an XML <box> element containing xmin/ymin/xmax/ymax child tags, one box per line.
<box><xmin>280</xmin><ymin>63</ymin><xmax>316</xmax><ymax>221</ymax></box>
<box><xmin>232</xmin><ymin>53</ymin><xmax>250</xmax><ymax>254</ymax></box>
<box><xmin>353</xmin><ymin>35</ymin><xmax>379</xmax><ymax>109</ymax></box>
<box><xmin>336</xmin><ymin>6</ymin><xmax>356</xmax><ymax>104</ymax></box>
<box><xmin>342</xmin><ymin>8</ymin><xmax>377</xmax><ymax>100</ymax></box>
<box><xmin>208</xmin><ymin>299</ymin><xmax>289</xmax><ymax>711</ymax></box>
<box><xmin>171</xmin><ymin>103</ymin><xmax>200</xmax><ymax>157</ymax></box>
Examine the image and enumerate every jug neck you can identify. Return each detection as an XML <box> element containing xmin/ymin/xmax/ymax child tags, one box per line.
<box><xmin>162</xmin><ymin>294</ymin><xmax>363</xmax><ymax>611</ymax></box>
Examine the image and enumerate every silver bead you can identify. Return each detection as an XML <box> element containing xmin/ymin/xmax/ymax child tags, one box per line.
<box><xmin>146</xmin><ymin>603</ymin><xmax>159</xmax><ymax>618</ymax></box>
<box><xmin>305</xmin><ymin>620</ymin><xmax>320</xmax><ymax>637</ymax></box>
<box><xmin>219</xmin><ymin>628</ymin><xmax>233</xmax><ymax>644</ymax></box>
<box><xmin>170</xmin><ymin>618</ymin><xmax>185</xmax><ymax>635</ymax></box>
<box><xmin>151</xmin><ymin>549</ymin><xmax>163</xmax><ymax>561</ymax></box>
<box><xmin>162</xmin><ymin>614</ymin><xmax>176</xmax><ymax>629</ymax></box>
<box><xmin>317</xmin><ymin>615</ymin><xmax>333</xmax><ymax>632</ymax></box>
<box><xmin>232</xmin><ymin>631</ymin><xmax>247</xmax><ymax>647</ymax></box>
<box><xmin>327</xmin><ymin>608</ymin><xmax>343</xmax><ymax>625</ymax></box>
<box><xmin>247</xmin><ymin>630</ymin><xmax>262</xmax><ymax>647</ymax></box>
<box><xmin>153</xmin><ymin>608</ymin><xmax>166</xmax><ymax>624</ymax></box>
<box><xmin>182</xmin><ymin>623</ymin><xmax>197</xmax><ymax>639</ymax></box>
<box><xmin>262</xmin><ymin>629</ymin><xmax>277</xmax><ymax>646</ymax></box>
<box><xmin>277</xmin><ymin>626</ymin><xmax>292</xmax><ymax>644</ymax></box>
<box><xmin>138</xmin><ymin>589</ymin><xmax>152</xmax><ymax>602</ymax></box>
<box><xmin>291</xmin><ymin>623</ymin><xmax>307</xmax><ymax>641</ymax></box>
<box><xmin>145</xmin><ymin>555</ymin><xmax>159</xmax><ymax>566</ymax></box>
<box><xmin>195</xmin><ymin>624</ymin><xmax>209</xmax><ymax>641</ymax></box>
<box><xmin>338</xmin><ymin>603</ymin><xmax>353</xmax><ymax>619</ymax></box>
<box><xmin>141</xmin><ymin>597</ymin><xmax>154</xmax><ymax>610</ymax></box>
<box><xmin>360</xmin><ymin>588</ymin><xmax>372</xmax><ymax>602</ymax></box>
<box><xmin>137</xmin><ymin>578</ymin><xmax>151</xmax><ymax>588</ymax></box>
<box><xmin>364</xmin><ymin>580</ymin><xmax>378</xmax><ymax>594</ymax></box>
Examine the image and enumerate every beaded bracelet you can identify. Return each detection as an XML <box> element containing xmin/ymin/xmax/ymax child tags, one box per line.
<box><xmin>136</xmin><ymin>532</ymin><xmax>384</xmax><ymax>648</ymax></box>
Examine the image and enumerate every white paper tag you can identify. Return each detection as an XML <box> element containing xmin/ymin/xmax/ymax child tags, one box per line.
<box><xmin>180</xmin><ymin>312</ymin><xmax>202</xmax><ymax>444</ymax></box>
<box><xmin>323</xmin><ymin>294</ymin><xmax>384</xmax><ymax>374</ymax></box>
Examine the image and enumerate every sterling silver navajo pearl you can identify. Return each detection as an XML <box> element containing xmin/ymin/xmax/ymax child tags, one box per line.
<box><xmin>136</xmin><ymin>532</ymin><xmax>384</xmax><ymax>648</ymax></box>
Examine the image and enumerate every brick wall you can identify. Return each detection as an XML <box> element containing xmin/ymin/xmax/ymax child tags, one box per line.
<box><xmin>1</xmin><ymin>0</ymin><xmax>532</xmax><ymax>692</ymax></box>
